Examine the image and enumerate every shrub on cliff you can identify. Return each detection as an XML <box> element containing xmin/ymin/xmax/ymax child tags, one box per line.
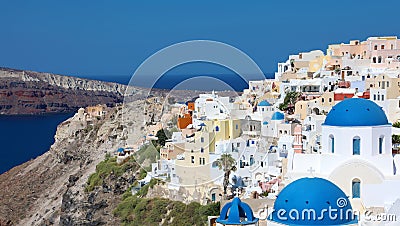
<box><xmin>85</xmin><ymin>155</ymin><xmax>139</xmax><ymax>192</ymax></box>
<box><xmin>114</xmin><ymin>180</ymin><xmax>220</xmax><ymax>226</ymax></box>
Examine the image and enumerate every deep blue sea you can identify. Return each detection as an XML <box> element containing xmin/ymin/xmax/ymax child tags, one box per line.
<box><xmin>82</xmin><ymin>73</ymin><xmax>275</xmax><ymax>92</ymax></box>
<box><xmin>0</xmin><ymin>113</ymin><xmax>74</xmax><ymax>174</ymax></box>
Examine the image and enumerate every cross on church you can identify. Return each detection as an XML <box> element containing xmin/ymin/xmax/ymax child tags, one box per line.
<box><xmin>307</xmin><ymin>166</ymin><xmax>315</xmax><ymax>177</ymax></box>
<box><xmin>233</xmin><ymin>188</ymin><xmax>240</xmax><ymax>197</ymax></box>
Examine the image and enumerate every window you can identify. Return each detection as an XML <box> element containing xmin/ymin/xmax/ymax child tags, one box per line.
<box><xmin>200</xmin><ymin>147</ymin><xmax>204</xmax><ymax>153</ymax></box>
<box><xmin>373</xmin><ymin>94</ymin><xmax>376</xmax><ymax>100</ymax></box>
<box><xmin>212</xmin><ymin>161</ymin><xmax>218</xmax><ymax>168</ymax></box>
<box><xmin>379</xmin><ymin>136</ymin><xmax>384</xmax><ymax>154</ymax></box>
<box><xmin>381</xmin><ymin>95</ymin><xmax>384</xmax><ymax>101</ymax></box>
<box><xmin>374</xmin><ymin>45</ymin><xmax>378</xmax><ymax>50</ymax></box>
<box><xmin>329</xmin><ymin>135</ymin><xmax>335</xmax><ymax>153</ymax></box>
<box><xmin>235</xmin><ymin>124</ymin><xmax>238</xmax><ymax>130</ymax></box>
<box><xmin>211</xmin><ymin>193</ymin><xmax>216</xmax><ymax>202</ymax></box>
<box><xmin>353</xmin><ymin>136</ymin><xmax>360</xmax><ymax>155</ymax></box>
<box><xmin>201</xmin><ymin>137</ymin><xmax>204</xmax><ymax>143</ymax></box>
<box><xmin>215</xmin><ymin>126</ymin><xmax>219</xmax><ymax>132</ymax></box>
<box><xmin>329</xmin><ymin>98</ymin><xmax>332</xmax><ymax>102</ymax></box>
<box><xmin>322</xmin><ymin>98</ymin><xmax>325</xmax><ymax>103</ymax></box>
<box><xmin>387</xmin><ymin>81</ymin><xmax>389</xmax><ymax>87</ymax></box>
<box><xmin>250</xmin><ymin>155</ymin><xmax>254</xmax><ymax>166</ymax></box>
<box><xmin>191</xmin><ymin>156</ymin><xmax>194</xmax><ymax>164</ymax></box>
<box><xmin>373</xmin><ymin>57</ymin><xmax>377</xmax><ymax>63</ymax></box>
<box><xmin>381</xmin><ymin>45</ymin><xmax>385</xmax><ymax>50</ymax></box>
<box><xmin>352</xmin><ymin>179</ymin><xmax>361</xmax><ymax>198</ymax></box>
<box><xmin>378</xmin><ymin>56</ymin><xmax>382</xmax><ymax>63</ymax></box>
<box><xmin>391</xmin><ymin>44</ymin><xmax>394</xmax><ymax>50</ymax></box>
<box><xmin>283</xmin><ymin>144</ymin><xmax>287</xmax><ymax>150</ymax></box>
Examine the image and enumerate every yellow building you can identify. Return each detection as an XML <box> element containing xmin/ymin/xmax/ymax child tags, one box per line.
<box><xmin>365</xmin><ymin>74</ymin><xmax>400</xmax><ymax>99</ymax></box>
<box><xmin>204</xmin><ymin>119</ymin><xmax>241</xmax><ymax>142</ymax></box>
<box><xmin>294</xmin><ymin>92</ymin><xmax>335</xmax><ymax>120</ymax></box>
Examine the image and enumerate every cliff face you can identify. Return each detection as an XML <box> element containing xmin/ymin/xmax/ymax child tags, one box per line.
<box><xmin>0</xmin><ymin>67</ymin><xmax>131</xmax><ymax>114</ymax></box>
<box><xmin>0</xmin><ymin>101</ymin><xmax>147</xmax><ymax>225</ymax></box>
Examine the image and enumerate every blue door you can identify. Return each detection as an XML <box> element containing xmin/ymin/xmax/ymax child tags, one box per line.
<box><xmin>352</xmin><ymin>180</ymin><xmax>360</xmax><ymax>198</ymax></box>
<box><xmin>211</xmin><ymin>193</ymin><xmax>216</xmax><ymax>202</ymax></box>
<box><xmin>379</xmin><ymin>137</ymin><xmax>383</xmax><ymax>154</ymax></box>
<box><xmin>353</xmin><ymin>138</ymin><xmax>360</xmax><ymax>155</ymax></box>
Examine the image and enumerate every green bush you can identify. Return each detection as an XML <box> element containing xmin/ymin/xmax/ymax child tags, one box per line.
<box><xmin>85</xmin><ymin>155</ymin><xmax>139</xmax><ymax>192</ymax></box>
<box><xmin>114</xmin><ymin>180</ymin><xmax>221</xmax><ymax>226</ymax></box>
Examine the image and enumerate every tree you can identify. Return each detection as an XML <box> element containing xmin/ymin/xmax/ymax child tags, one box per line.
<box><xmin>153</xmin><ymin>129</ymin><xmax>168</xmax><ymax>147</ymax></box>
<box><xmin>215</xmin><ymin>154</ymin><xmax>237</xmax><ymax>197</ymax></box>
<box><xmin>393</xmin><ymin>135</ymin><xmax>400</xmax><ymax>144</ymax></box>
<box><xmin>278</xmin><ymin>91</ymin><xmax>301</xmax><ymax>113</ymax></box>
<box><xmin>393</xmin><ymin>121</ymin><xmax>400</xmax><ymax>128</ymax></box>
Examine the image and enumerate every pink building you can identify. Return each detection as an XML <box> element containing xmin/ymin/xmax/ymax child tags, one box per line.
<box><xmin>327</xmin><ymin>36</ymin><xmax>400</xmax><ymax>67</ymax></box>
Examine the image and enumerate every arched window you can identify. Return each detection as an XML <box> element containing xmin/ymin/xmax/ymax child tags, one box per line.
<box><xmin>250</xmin><ymin>155</ymin><xmax>254</xmax><ymax>166</ymax></box>
<box><xmin>372</xmin><ymin>57</ymin><xmax>377</xmax><ymax>63</ymax></box>
<box><xmin>215</xmin><ymin>126</ymin><xmax>219</xmax><ymax>132</ymax></box>
<box><xmin>379</xmin><ymin>136</ymin><xmax>384</xmax><ymax>154</ymax></box>
<box><xmin>329</xmin><ymin>134</ymin><xmax>335</xmax><ymax>153</ymax></box>
<box><xmin>353</xmin><ymin>136</ymin><xmax>360</xmax><ymax>155</ymax></box>
<box><xmin>212</xmin><ymin>161</ymin><xmax>219</xmax><ymax>168</ymax></box>
<box><xmin>352</xmin><ymin>179</ymin><xmax>361</xmax><ymax>198</ymax></box>
<box><xmin>374</xmin><ymin>45</ymin><xmax>378</xmax><ymax>50</ymax></box>
<box><xmin>378</xmin><ymin>56</ymin><xmax>382</xmax><ymax>63</ymax></box>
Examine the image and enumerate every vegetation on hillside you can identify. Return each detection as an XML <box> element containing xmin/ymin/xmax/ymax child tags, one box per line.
<box><xmin>85</xmin><ymin>154</ymin><xmax>139</xmax><ymax>192</ymax></box>
<box><xmin>114</xmin><ymin>181</ymin><xmax>220</xmax><ymax>226</ymax></box>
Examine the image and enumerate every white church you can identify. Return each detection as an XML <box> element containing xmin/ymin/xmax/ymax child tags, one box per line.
<box><xmin>286</xmin><ymin>98</ymin><xmax>400</xmax><ymax>211</ymax></box>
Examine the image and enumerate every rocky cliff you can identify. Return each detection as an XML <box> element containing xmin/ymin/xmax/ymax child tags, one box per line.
<box><xmin>0</xmin><ymin>101</ymin><xmax>147</xmax><ymax>225</ymax></box>
<box><xmin>0</xmin><ymin>67</ymin><xmax>131</xmax><ymax>114</ymax></box>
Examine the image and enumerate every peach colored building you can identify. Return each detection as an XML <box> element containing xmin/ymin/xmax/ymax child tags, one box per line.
<box><xmin>293</xmin><ymin>124</ymin><xmax>303</xmax><ymax>153</ymax></box>
<box><xmin>160</xmin><ymin>142</ymin><xmax>185</xmax><ymax>160</ymax></box>
<box><xmin>86</xmin><ymin>104</ymin><xmax>106</xmax><ymax>118</ymax></box>
<box><xmin>327</xmin><ymin>36</ymin><xmax>400</xmax><ymax>66</ymax></box>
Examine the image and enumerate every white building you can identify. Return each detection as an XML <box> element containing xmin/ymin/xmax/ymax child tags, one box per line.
<box><xmin>287</xmin><ymin>98</ymin><xmax>400</xmax><ymax>210</ymax></box>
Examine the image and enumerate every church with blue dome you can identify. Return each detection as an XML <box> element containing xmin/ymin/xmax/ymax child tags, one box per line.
<box><xmin>268</xmin><ymin>177</ymin><xmax>358</xmax><ymax>225</ymax></box>
<box><xmin>323</xmin><ymin>98</ymin><xmax>389</xmax><ymax>127</ymax></box>
<box><xmin>286</xmin><ymin>98</ymin><xmax>400</xmax><ymax>214</ymax></box>
<box><xmin>216</xmin><ymin>197</ymin><xmax>259</xmax><ymax>225</ymax></box>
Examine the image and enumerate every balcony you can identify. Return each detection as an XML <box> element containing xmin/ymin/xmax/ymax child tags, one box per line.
<box><xmin>242</xmin><ymin>130</ymin><xmax>261</xmax><ymax>136</ymax></box>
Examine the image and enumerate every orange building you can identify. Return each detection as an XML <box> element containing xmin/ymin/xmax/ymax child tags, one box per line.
<box><xmin>177</xmin><ymin>102</ymin><xmax>195</xmax><ymax>129</ymax></box>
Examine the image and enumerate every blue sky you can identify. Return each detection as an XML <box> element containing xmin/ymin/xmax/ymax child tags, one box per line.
<box><xmin>1</xmin><ymin>0</ymin><xmax>399</xmax><ymax>80</ymax></box>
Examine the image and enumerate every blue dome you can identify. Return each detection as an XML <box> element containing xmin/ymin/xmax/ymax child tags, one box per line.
<box><xmin>258</xmin><ymin>100</ymin><xmax>272</xmax><ymax>106</ymax></box>
<box><xmin>271</xmin><ymin>112</ymin><xmax>285</xmax><ymax>120</ymax></box>
<box><xmin>217</xmin><ymin>197</ymin><xmax>259</xmax><ymax>225</ymax></box>
<box><xmin>324</xmin><ymin>98</ymin><xmax>389</xmax><ymax>126</ymax></box>
<box><xmin>263</xmin><ymin>121</ymin><xmax>269</xmax><ymax>125</ymax></box>
<box><xmin>268</xmin><ymin>177</ymin><xmax>357</xmax><ymax>225</ymax></box>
